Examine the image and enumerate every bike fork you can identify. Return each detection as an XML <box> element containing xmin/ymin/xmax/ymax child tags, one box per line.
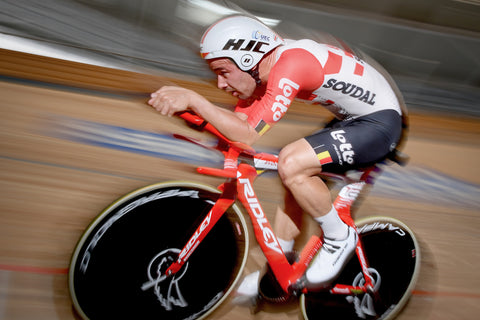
<box><xmin>165</xmin><ymin>181</ymin><xmax>236</xmax><ymax>277</ymax></box>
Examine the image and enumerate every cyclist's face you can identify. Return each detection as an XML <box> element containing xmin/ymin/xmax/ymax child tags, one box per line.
<box><xmin>208</xmin><ymin>58</ymin><xmax>256</xmax><ymax>99</ymax></box>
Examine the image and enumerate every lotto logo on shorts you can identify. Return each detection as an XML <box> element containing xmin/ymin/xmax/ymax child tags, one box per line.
<box><xmin>331</xmin><ymin>130</ymin><xmax>355</xmax><ymax>165</ymax></box>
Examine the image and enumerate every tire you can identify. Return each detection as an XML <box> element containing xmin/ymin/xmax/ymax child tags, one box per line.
<box><xmin>69</xmin><ymin>181</ymin><xmax>249</xmax><ymax>320</ymax></box>
<box><xmin>301</xmin><ymin>216</ymin><xmax>420</xmax><ymax>320</ymax></box>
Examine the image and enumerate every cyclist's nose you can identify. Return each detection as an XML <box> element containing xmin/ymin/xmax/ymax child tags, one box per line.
<box><xmin>217</xmin><ymin>75</ymin><xmax>228</xmax><ymax>90</ymax></box>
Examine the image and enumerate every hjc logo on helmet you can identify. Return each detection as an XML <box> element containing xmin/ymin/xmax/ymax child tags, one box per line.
<box><xmin>222</xmin><ymin>39</ymin><xmax>270</xmax><ymax>69</ymax></box>
<box><xmin>222</xmin><ymin>39</ymin><xmax>269</xmax><ymax>53</ymax></box>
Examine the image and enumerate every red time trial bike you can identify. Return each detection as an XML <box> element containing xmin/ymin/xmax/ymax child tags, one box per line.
<box><xmin>69</xmin><ymin>111</ymin><xmax>420</xmax><ymax>319</ymax></box>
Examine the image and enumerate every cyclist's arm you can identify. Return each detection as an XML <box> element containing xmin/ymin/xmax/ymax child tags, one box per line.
<box><xmin>149</xmin><ymin>86</ymin><xmax>260</xmax><ymax>144</ymax></box>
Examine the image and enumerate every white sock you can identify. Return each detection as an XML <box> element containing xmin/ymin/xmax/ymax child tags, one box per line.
<box><xmin>314</xmin><ymin>205</ymin><xmax>348</xmax><ymax>240</ymax></box>
<box><xmin>277</xmin><ymin>238</ymin><xmax>295</xmax><ymax>253</ymax></box>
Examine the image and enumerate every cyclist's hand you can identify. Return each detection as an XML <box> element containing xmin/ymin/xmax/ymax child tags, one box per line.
<box><xmin>148</xmin><ymin>86</ymin><xmax>193</xmax><ymax>117</ymax></box>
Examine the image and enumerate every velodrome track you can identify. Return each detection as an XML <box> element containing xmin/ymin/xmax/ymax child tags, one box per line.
<box><xmin>1</xmin><ymin>49</ymin><xmax>479</xmax><ymax>319</ymax></box>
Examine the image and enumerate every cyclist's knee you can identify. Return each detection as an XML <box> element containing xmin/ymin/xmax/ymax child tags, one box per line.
<box><xmin>278</xmin><ymin>143</ymin><xmax>320</xmax><ymax>188</ymax></box>
<box><xmin>277</xmin><ymin>149</ymin><xmax>297</xmax><ymax>186</ymax></box>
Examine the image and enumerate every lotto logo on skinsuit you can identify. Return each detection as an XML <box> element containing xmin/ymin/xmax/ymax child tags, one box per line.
<box><xmin>331</xmin><ymin>130</ymin><xmax>355</xmax><ymax>165</ymax></box>
<box><xmin>271</xmin><ymin>78</ymin><xmax>299</xmax><ymax>121</ymax></box>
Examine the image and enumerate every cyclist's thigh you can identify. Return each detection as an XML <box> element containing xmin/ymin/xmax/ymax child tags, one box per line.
<box><xmin>305</xmin><ymin>110</ymin><xmax>402</xmax><ymax>172</ymax></box>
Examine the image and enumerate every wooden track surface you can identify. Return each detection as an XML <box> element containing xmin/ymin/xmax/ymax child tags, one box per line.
<box><xmin>1</xmin><ymin>49</ymin><xmax>479</xmax><ymax>319</ymax></box>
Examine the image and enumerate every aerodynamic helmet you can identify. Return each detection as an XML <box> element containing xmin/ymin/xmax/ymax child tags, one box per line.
<box><xmin>200</xmin><ymin>15</ymin><xmax>284</xmax><ymax>72</ymax></box>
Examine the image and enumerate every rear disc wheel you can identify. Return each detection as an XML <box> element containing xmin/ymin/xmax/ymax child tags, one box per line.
<box><xmin>301</xmin><ymin>216</ymin><xmax>420</xmax><ymax>320</ymax></box>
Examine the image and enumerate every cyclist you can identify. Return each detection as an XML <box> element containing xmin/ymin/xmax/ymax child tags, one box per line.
<box><xmin>148</xmin><ymin>15</ymin><xmax>407</xmax><ymax>291</ymax></box>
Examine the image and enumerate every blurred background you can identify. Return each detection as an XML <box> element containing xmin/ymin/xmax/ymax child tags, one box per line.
<box><xmin>1</xmin><ymin>0</ymin><xmax>479</xmax><ymax>115</ymax></box>
<box><xmin>1</xmin><ymin>1</ymin><xmax>479</xmax><ymax>320</ymax></box>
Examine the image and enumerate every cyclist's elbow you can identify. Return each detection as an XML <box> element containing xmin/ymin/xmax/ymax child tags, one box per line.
<box><xmin>243</xmin><ymin>133</ymin><xmax>260</xmax><ymax>146</ymax></box>
<box><xmin>228</xmin><ymin>113</ymin><xmax>260</xmax><ymax>146</ymax></box>
<box><xmin>229</xmin><ymin>128</ymin><xmax>259</xmax><ymax>146</ymax></box>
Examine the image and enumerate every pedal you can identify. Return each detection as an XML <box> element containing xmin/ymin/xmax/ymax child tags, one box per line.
<box><xmin>258</xmin><ymin>265</ymin><xmax>294</xmax><ymax>304</ymax></box>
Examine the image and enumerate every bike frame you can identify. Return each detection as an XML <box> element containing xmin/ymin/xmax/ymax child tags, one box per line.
<box><xmin>165</xmin><ymin>112</ymin><xmax>377</xmax><ymax>296</ymax></box>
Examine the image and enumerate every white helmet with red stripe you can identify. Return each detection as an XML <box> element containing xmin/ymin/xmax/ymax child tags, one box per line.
<box><xmin>200</xmin><ymin>15</ymin><xmax>284</xmax><ymax>72</ymax></box>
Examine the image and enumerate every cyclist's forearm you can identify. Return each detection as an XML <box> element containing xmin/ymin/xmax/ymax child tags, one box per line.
<box><xmin>190</xmin><ymin>94</ymin><xmax>259</xmax><ymax>145</ymax></box>
<box><xmin>149</xmin><ymin>85</ymin><xmax>259</xmax><ymax>145</ymax></box>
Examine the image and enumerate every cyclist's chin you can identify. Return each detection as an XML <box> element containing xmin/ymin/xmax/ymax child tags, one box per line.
<box><xmin>234</xmin><ymin>91</ymin><xmax>252</xmax><ymax>100</ymax></box>
<box><xmin>228</xmin><ymin>88</ymin><xmax>253</xmax><ymax>100</ymax></box>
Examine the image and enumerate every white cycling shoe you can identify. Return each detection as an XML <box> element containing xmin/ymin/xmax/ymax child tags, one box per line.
<box><xmin>306</xmin><ymin>226</ymin><xmax>358</xmax><ymax>288</ymax></box>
